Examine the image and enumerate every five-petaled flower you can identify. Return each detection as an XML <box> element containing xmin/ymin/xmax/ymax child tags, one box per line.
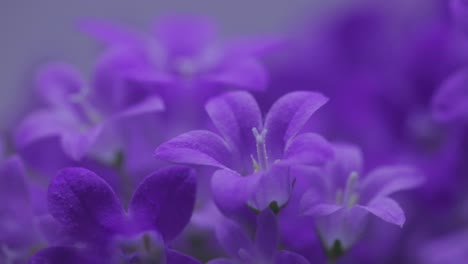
<box><xmin>300</xmin><ymin>144</ymin><xmax>424</xmax><ymax>254</ymax></box>
<box><xmin>155</xmin><ymin>91</ymin><xmax>333</xmax><ymax>217</ymax></box>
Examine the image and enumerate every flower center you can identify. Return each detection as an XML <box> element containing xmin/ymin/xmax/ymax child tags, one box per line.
<box><xmin>335</xmin><ymin>172</ymin><xmax>360</xmax><ymax>208</ymax></box>
<box><xmin>174</xmin><ymin>57</ymin><xmax>197</xmax><ymax>78</ymax></box>
<box><xmin>251</xmin><ymin>127</ymin><xmax>269</xmax><ymax>172</ymax></box>
<box><xmin>69</xmin><ymin>88</ymin><xmax>102</xmax><ymax>128</ymax></box>
<box><xmin>114</xmin><ymin>232</ymin><xmax>164</xmax><ymax>264</ymax></box>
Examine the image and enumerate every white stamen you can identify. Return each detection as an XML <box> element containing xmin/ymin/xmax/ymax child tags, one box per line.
<box><xmin>252</xmin><ymin>127</ymin><xmax>269</xmax><ymax>170</ymax></box>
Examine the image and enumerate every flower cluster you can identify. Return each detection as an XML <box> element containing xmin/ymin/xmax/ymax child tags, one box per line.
<box><xmin>2</xmin><ymin>1</ymin><xmax>468</xmax><ymax>263</ymax></box>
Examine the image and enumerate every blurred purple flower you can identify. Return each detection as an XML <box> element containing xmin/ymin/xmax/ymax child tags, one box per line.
<box><xmin>155</xmin><ymin>91</ymin><xmax>332</xmax><ymax>216</ymax></box>
<box><xmin>15</xmin><ymin>62</ymin><xmax>164</xmax><ymax>162</ymax></box>
<box><xmin>81</xmin><ymin>15</ymin><xmax>279</xmax><ymax>94</ymax></box>
<box><xmin>432</xmin><ymin>68</ymin><xmax>468</xmax><ymax>123</ymax></box>
<box><xmin>418</xmin><ymin>230</ymin><xmax>468</xmax><ymax>264</ymax></box>
<box><xmin>32</xmin><ymin>166</ymin><xmax>199</xmax><ymax>263</ymax></box>
<box><xmin>208</xmin><ymin>209</ymin><xmax>310</xmax><ymax>264</ymax></box>
<box><xmin>301</xmin><ymin>144</ymin><xmax>424</xmax><ymax>253</ymax></box>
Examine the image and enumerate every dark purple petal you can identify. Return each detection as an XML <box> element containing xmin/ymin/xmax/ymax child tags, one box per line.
<box><xmin>264</xmin><ymin>91</ymin><xmax>328</xmax><ymax>159</ymax></box>
<box><xmin>129</xmin><ymin>166</ymin><xmax>196</xmax><ymax>241</ymax></box>
<box><xmin>215</xmin><ymin>218</ymin><xmax>254</xmax><ymax>259</ymax></box>
<box><xmin>154</xmin><ymin>130</ymin><xmax>232</xmax><ymax>169</ymax></box>
<box><xmin>36</xmin><ymin>63</ymin><xmax>84</xmax><ymax>106</ymax></box>
<box><xmin>248</xmin><ymin>165</ymin><xmax>293</xmax><ymax>211</ymax></box>
<box><xmin>153</xmin><ymin>15</ymin><xmax>217</xmax><ymax>57</ymax></box>
<box><xmin>358</xmin><ymin>197</ymin><xmax>405</xmax><ymax>227</ymax></box>
<box><xmin>361</xmin><ymin>165</ymin><xmax>424</xmax><ymax>203</ymax></box>
<box><xmin>31</xmin><ymin>247</ymin><xmax>95</xmax><ymax>264</ymax></box>
<box><xmin>283</xmin><ymin>133</ymin><xmax>333</xmax><ymax>165</ymax></box>
<box><xmin>255</xmin><ymin>209</ymin><xmax>279</xmax><ymax>259</ymax></box>
<box><xmin>432</xmin><ymin>68</ymin><xmax>468</xmax><ymax>122</ymax></box>
<box><xmin>48</xmin><ymin>167</ymin><xmax>125</xmax><ymax>241</ymax></box>
<box><xmin>166</xmin><ymin>249</ymin><xmax>202</xmax><ymax>264</ymax></box>
<box><xmin>206</xmin><ymin>58</ymin><xmax>268</xmax><ymax>90</ymax></box>
<box><xmin>301</xmin><ymin>189</ymin><xmax>342</xmax><ymax>216</ymax></box>
<box><xmin>274</xmin><ymin>250</ymin><xmax>311</xmax><ymax>264</ymax></box>
<box><xmin>205</xmin><ymin>91</ymin><xmax>262</xmax><ymax>170</ymax></box>
<box><xmin>211</xmin><ymin>169</ymin><xmax>260</xmax><ymax>217</ymax></box>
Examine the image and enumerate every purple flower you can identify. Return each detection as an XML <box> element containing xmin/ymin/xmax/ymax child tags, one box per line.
<box><xmin>81</xmin><ymin>15</ymin><xmax>280</xmax><ymax>93</ymax></box>
<box><xmin>155</xmin><ymin>91</ymin><xmax>332</xmax><ymax>216</ymax></box>
<box><xmin>32</xmin><ymin>166</ymin><xmax>199</xmax><ymax>263</ymax></box>
<box><xmin>0</xmin><ymin>157</ymin><xmax>44</xmax><ymax>263</ymax></box>
<box><xmin>208</xmin><ymin>209</ymin><xmax>310</xmax><ymax>264</ymax></box>
<box><xmin>15</xmin><ymin>62</ymin><xmax>164</xmax><ymax>162</ymax></box>
<box><xmin>300</xmin><ymin>144</ymin><xmax>424</xmax><ymax>254</ymax></box>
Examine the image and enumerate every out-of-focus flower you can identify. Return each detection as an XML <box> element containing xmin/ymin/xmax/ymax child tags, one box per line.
<box><xmin>15</xmin><ymin>62</ymin><xmax>164</xmax><ymax>162</ymax></box>
<box><xmin>417</xmin><ymin>230</ymin><xmax>468</xmax><ymax>264</ymax></box>
<box><xmin>81</xmin><ymin>15</ymin><xmax>279</xmax><ymax>95</ymax></box>
<box><xmin>432</xmin><ymin>68</ymin><xmax>468</xmax><ymax>123</ymax></box>
<box><xmin>0</xmin><ymin>157</ymin><xmax>44</xmax><ymax>264</ymax></box>
<box><xmin>208</xmin><ymin>209</ymin><xmax>310</xmax><ymax>264</ymax></box>
<box><xmin>155</xmin><ymin>91</ymin><xmax>332</xmax><ymax>216</ymax></box>
<box><xmin>32</xmin><ymin>166</ymin><xmax>199</xmax><ymax>263</ymax></box>
<box><xmin>301</xmin><ymin>144</ymin><xmax>423</xmax><ymax>256</ymax></box>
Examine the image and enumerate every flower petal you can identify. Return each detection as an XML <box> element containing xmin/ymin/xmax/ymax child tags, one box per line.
<box><xmin>274</xmin><ymin>250</ymin><xmax>311</xmax><ymax>264</ymax></box>
<box><xmin>361</xmin><ymin>165</ymin><xmax>424</xmax><ymax>203</ymax></box>
<box><xmin>301</xmin><ymin>189</ymin><xmax>342</xmax><ymax>216</ymax></box>
<box><xmin>60</xmin><ymin>125</ymin><xmax>103</xmax><ymax>160</ymax></box>
<box><xmin>154</xmin><ymin>130</ymin><xmax>232</xmax><ymax>169</ymax></box>
<box><xmin>79</xmin><ymin>19</ymin><xmax>144</xmax><ymax>47</ymax></box>
<box><xmin>283</xmin><ymin>133</ymin><xmax>333</xmax><ymax>165</ymax></box>
<box><xmin>432</xmin><ymin>68</ymin><xmax>468</xmax><ymax>122</ymax></box>
<box><xmin>248</xmin><ymin>165</ymin><xmax>293</xmax><ymax>211</ymax></box>
<box><xmin>205</xmin><ymin>91</ymin><xmax>262</xmax><ymax>170</ymax></box>
<box><xmin>327</xmin><ymin>143</ymin><xmax>363</xmax><ymax>189</ymax></box>
<box><xmin>358</xmin><ymin>197</ymin><xmax>405</xmax><ymax>227</ymax></box>
<box><xmin>215</xmin><ymin>218</ymin><xmax>254</xmax><ymax>259</ymax></box>
<box><xmin>47</xmin><ymin>167</ymin><xmax>125</xmax><ymax>241</ymax></box>
<box><xmin>112</xmin><ymin>95</ymin><xmax>165</xmax><ymax>119</ymax></box>
<box><xmin>211</xmin><ymin>169</ymin><xmax>259</xmax><ymax>217</ymax></box>
<box><xmin>153</xmin><ymin>15</ymin><xmax>217</xmax><ymax>57</ymax></box>
<box><xmin>206</xmin><ymin>58</ymin><xmax>268</xmax><ymax>91</ymax></box>
<box><xmin>166</xmin><ymin>249</ymin><xmax>202</xmax><ymax>264</ymax></box>
<box><xmin>129</xmin><ymin>166</ymin><xmax>196</xmax><ymax>242</ymax></box>
<box><xmin>255</xmin><ymin>209</ymin><xmax>279</xmax><ymax>259</ymax></box>
<box><xmin>36</xmin><ymin>63</ymin><xmax>84</xmax><ymax>106</ymax></box>
<box><xmin>264</xmin><ymin>91</ymin><xmax>328</xmax><ymax>159</ymax></box>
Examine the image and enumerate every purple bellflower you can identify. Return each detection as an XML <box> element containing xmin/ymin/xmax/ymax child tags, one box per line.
<box><xmin>81</xmin><ymin>15</ymin><xmax>279</xmax><ymax>94</ymax></box>
<box><xmin>208</xmin><ymin>209</ymin><xmax>311</xmax><ymax>264</ymax></box>
<box><xmin>31</xmin><ymin>166</ymin><xmax>200</xmax><ymax>264</ymax></box>
<box><xmin>155</xmin><ymin>91</ymin><xmax>332</xmax><ymax>216</ymax></box>
<box><xmin>300</xmin><ymin>144</ymin><xmax>424</xmax><ymax>258</ymax></box>
<box><xmin>15</xmin><ymin>62</ymin><xmax>164</xmax><ymax>163</ymax></box>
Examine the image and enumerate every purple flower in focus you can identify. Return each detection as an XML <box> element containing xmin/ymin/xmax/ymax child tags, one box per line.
<box><xmin>301</xmin><ymin>144</ymin><xmax>424</xmax><ymax>254</ymax></box>
<box><xmin>31</xmin><ymin>166</ymin><xmax>200</xmax><ymax>264</ymax></box>
<box><xmin>155</xmin><ymin>91</ymin><xmax>332</xmax><ymax>216</ymax></box>
<box><xmin>208</xmin><ymin>209</ymin><xmax>310</xmax><ymax>264</ymax></box>
<box><xmin>15</xmin><ymin>62</ymin><xmax>164</xmax><ymax>162</ymax></box>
